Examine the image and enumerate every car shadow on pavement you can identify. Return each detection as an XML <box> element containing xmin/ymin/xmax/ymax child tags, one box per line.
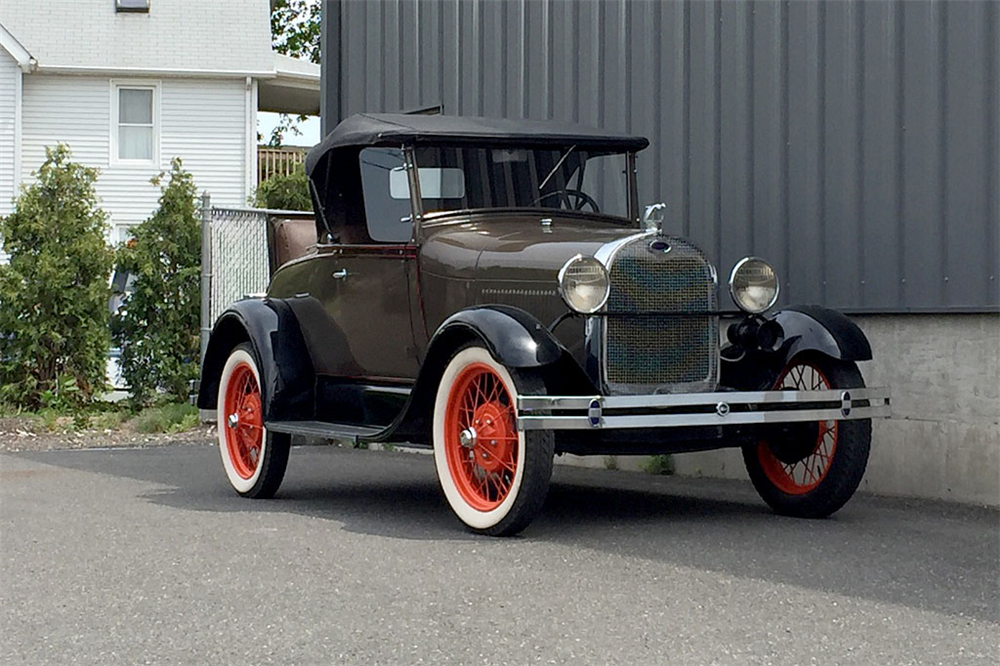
<box><xmin>12</xmin><ymin>443</ymin><xmax>1000</xmax><ymax>623</ymax></box>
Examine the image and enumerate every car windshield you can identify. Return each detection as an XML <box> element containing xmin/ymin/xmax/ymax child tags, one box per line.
<box><xmin>362</xmin><ymin>145</ymin><xmax>633</xmax><ymax>221</ymax></box>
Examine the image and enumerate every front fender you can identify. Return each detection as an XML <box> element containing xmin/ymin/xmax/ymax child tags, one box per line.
<box><xmin>434</xmin><ymin>305</ymin><xmax>564</xmax><ymax>367</ymax></box>
<box><xmin>196</xmin><ymin>298</ymin><xmax>314</xmax><ymax>421</ymax></box>
<box><xmin>721</xmin><ymin>305</ymin><xmax>871</xmax><ymax>391</ymax></box>
<box><xmin>772</xmin><ymin>305</ymin><xmax>872</xmax><ymax>362</ymax></box>
<box><xmin>379</xmin><ymin>306</ymin><xmax>571</xmax><ymax>445</ymax></box>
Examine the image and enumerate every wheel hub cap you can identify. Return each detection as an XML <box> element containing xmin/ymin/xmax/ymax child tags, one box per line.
<box><xmin>472</xmin><ymin>403</ymin><xmax>514</xmax><ymax>475</ymax></box>
<box><xmin>459</xmin><ymin>427</ymin><xmax>477</xmax><ymax>449</ymax></box>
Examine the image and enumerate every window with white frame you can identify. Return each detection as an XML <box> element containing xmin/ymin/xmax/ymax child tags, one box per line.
<box><xmin>114</xmin><ymin>84</ymin><xmax>157</xmax><ymax>162</ymax></box>
<box><xmin>116</xmin><ymin>0</ymin><xmax>151</xmax><ymax>13</ymax></box>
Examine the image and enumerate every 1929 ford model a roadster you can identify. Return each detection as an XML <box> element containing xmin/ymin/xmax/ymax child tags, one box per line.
<box><xmin>198</xmin><ymin>114</ymin><xmax>890</xmax><ymax>536</ymax></box>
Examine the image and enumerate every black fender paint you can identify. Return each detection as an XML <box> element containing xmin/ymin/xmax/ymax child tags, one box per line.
<box><xmin>721</xmin><ymin>305</ymin><xmax>872</xmax><ymax>391</ymax></box>
<box><xmin>432</xmin><ymin>305</ymin><xmax>565</xmax><ymax>367</ymax></box>
<box><xmin>366</xmin><ymin>305</ymin><xmax>580</xmax><ymax>445</ymax></box>
<box><xmin>197</xmin><ymin>299</ymin><xmax>315</xmax><ymax>421</ymax></box>
<box><xmin>772</xmin><ymin>305</ymin><xmax>873</xmax><ymax>362</ymax></box>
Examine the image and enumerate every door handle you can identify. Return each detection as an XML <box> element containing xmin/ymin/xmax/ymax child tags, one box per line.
<box><xmin>332</xmin><ymin>269</ymin><xmax>348</xmax><ymax>279</ymax></box>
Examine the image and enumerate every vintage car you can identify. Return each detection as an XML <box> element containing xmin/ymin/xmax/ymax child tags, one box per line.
<box><xmin>198</xmin><ymin>113</ymin><xmax>890</xmax><ymax>536</ymax></box>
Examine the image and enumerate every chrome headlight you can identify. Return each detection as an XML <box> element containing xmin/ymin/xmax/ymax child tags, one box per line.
<box><xmin>729</xmin><ymin>257</ymin><xmax>779</xmax><ymax>313</ymax></box>
<box><xmin>558</xmin><ymin>255</ymin><xmax>610</xmax><ymax>314</ymax></box>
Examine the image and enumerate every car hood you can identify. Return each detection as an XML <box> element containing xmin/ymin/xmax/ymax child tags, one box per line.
<box><xmin>420</xmin><ymin>211</ymin><xmax>639</xmax><ymax>282</ymax></box>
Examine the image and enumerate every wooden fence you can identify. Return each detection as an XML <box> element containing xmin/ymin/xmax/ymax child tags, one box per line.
<box><xmin>257</xmin><ymin>146</ymin><xmax>308</xmax><ymax>183</ymax></box>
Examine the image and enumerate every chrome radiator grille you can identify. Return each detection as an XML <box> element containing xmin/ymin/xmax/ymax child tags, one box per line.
<box><xmin>604</xmin><ymin>235</ymin><xmax>718</xmax><ymax>394</ymax></box>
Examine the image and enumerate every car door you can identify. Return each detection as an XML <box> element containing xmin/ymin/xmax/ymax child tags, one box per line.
<box><xmin>310</xmin><ymin>242</ymin><xmax>420</xmax><ymax>382</ymax></box>
<box><xmin>302</xmin><ymin>147</ymin><xmax>423</xmax><ymax>382</ymax></box>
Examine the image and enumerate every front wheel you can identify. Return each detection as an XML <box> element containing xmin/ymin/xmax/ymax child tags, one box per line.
<box><xmin>743</xmin><ymin>353</ymin><xmax>871</xmax><ymax>518</ymax></box>
<box><xmin>432</xmin><ymin>344</ymin><xmax>554</xmax><ymax>536</ymax></box>
<box><xmin>217</xmin><ymin>343</ymin><xmax>290</xmax><ymax>498</ymax></box>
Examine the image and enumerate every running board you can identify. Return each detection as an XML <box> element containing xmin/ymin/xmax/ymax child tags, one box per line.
<box><xmin>264</xmin><ymin>420</ymin><xmax>384</xmax><ymax>443</ymax></box>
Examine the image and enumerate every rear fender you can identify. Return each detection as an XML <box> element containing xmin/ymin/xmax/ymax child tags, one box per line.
<box><xmin>197</xmin><ymin>299</ymin><xmax>315</xmax><ymax>421</ymax></box>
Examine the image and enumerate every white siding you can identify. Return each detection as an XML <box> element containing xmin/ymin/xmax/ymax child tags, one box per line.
<box><xmin>0</xmin><ymin>0</ymin><xmax>272</xmax><ymax>75</ymax></box>
<box><xmin>21</xmin><ymin>74</ymin><xmax>249</xmax><ymax>238</ymax></box>
<box><xmin>0</xmin><ymin>47</ymin><xmax>17</xmax><ymax>217</ymax></box>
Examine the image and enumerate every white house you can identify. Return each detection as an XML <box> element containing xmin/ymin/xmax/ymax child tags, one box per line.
<box><xmin>0</xmin><ymin>0</ymin><xmax>319</xmax><ymax>246</ymax></box>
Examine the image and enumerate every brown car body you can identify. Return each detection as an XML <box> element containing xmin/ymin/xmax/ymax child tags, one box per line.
<box><xmin>199</xmin><ymin>114</ymin><xmax>889</xmax><ymax>531</ymax></box>
<box><xmin>200</xmin><ymin>114</ymin><xmax>886</xmax><ymax>454</ymax></box>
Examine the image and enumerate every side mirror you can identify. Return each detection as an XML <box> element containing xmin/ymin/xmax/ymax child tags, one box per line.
<box><xmin>643</xmin><ymin>202</ymin><xmax>667</xmax><ymax>232</ymax></box>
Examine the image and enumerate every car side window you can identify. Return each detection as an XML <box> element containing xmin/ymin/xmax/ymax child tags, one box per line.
<box><xmin>359</xmin><ymin>148</ymin><xmax>415</xmax><ymax>243</ymax></box>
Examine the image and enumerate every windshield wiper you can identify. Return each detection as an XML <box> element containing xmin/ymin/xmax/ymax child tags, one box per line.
<box><xmin>538</xmin><ymin>145</ymin><xmax>576</xmax><ymax>191</ymax></box>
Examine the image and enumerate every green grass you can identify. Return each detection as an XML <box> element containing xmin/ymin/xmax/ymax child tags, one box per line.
<box><xmin>90</xmin><ymin>410</ymin><xmax>127</xmax><ymax>431</ymax></box>
<box><xmin>36</xmin><ymin>409</ymin><xmax>65</xmax><ymax>432</ymax></box>
<box><xmin>640</xmin><ymin>454</ymin><xmax>676</xmax><ymax>476</ymax></box>
<box><xmin>132</xmin><ymin>403</ymin><xmax>200</xmax><ymax>434</ymax></box>
<box><xmin>0</xmin><ymin>402</ymin><xmax>23</xmax><ymax>418</ymax></box>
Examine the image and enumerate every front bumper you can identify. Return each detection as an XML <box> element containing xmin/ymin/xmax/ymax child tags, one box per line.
<box><xmin>516</xmin><ymin>387</ymin><xmax>891</xmax><ymax>431</ymax></box>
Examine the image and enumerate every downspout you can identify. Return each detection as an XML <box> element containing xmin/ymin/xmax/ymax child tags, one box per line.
<box><xmin>245</xmin><ymin>76</ymin><xmax>256</xmax><ymax>202</ymax></box>
<box><xmin>200</xmin><ymin>192</ymin><xmax>213</xmax><ymax>365</ymax></box>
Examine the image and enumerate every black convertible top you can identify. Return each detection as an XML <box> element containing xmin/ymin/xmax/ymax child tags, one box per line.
<box><xmin>305</xmin><ymin>113</ymin><xmax>649</xmax><ymax>175</ymax></box>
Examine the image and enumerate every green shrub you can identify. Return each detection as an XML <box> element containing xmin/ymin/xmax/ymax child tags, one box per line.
<box><xmin>0</xmin><ymin>402</ymin><xmax>21</xmax><ymax>418</ymax></box>
<box><xmin>252</xmin><ymin>165</ymin><xmax>312</xmax><ymax>211</ymax></box>
<box><xmin>0</xmin><ymin>145</ymin><xmax>113</xmax><ymax>409</ymax></box>
<box><xmin>641</xmin><ymin>454</ymin><xmax>676</xmax><ymax>476</ymax></box>
<box><xmin>132</xmin><ymin>402</ymin><xmax>199</xmax><ymax>434</ymax></box>
<box><xmin>35</xmin><ymin>410</ymin><xmax>57</xmax><ymax>432</ymax></box>
<box><xmin>112</xmin><ymin>158</ymin><xmax>201</xmax><ymax>406</ymax></box>
<box><xmin>90</xmin><ymin>410</ymin><xmax>127</xmax><ymax>431</ymax></box>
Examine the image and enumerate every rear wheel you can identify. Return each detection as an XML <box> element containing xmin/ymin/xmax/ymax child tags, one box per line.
<box><xmin>743</xmin><ymin>353</ymin><xmax>871</xmax><ymax>518</ymax></box>
<box><xmin>432</xmin><ymin>344</ymin><xmax>554</xmax><ymax>536</ymax></box>
<box><xmin>217</xmin><ymin>343</ymin><xmax>290</xmax><ymax>498</ymax></box>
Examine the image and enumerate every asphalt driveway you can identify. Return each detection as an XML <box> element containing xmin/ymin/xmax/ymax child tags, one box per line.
<box><xmin>1</xmin><ymin>444</ymin><xmax>997</xmax><ymax>665</ymax></box>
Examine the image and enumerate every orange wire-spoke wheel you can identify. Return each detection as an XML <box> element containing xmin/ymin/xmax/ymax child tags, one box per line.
<box><xmin>756</xmin><ymin>361</ymin><xmax>839</xmax><ymax>495</ymax></box>
<box><xmin>223</xmin><ymin>362</ymin><xmax>264</xmax><ymax>480</ymax></box>
<box><xmin>444</xmin><ymin>362</ymin><xmax>519</xmax><ymax>511</ymax></box>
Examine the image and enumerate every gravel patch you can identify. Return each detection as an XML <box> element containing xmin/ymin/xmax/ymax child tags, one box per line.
<box><xmin>0</xmin><ymin>416</ymin><xmax>215</xmax><ymax>453</ymax></box>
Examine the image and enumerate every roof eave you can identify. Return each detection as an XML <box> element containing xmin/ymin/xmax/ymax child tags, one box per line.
<box><xmin>0</xmin><ymin>23</ymin><xmax>36</xmax><ymax>72</ymax></box>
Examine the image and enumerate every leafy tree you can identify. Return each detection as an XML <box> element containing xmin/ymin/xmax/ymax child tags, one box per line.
<box><xmin>252</xmin><ymin>164</ymin><xmax>312</xmax><ymax>211</ymax></box>
<box><xmin>0</xmin><ymin>145</ymin><xmax>113</xmax><ymax>409</ymax></box>
<box><xmin>112</xmin><ymin>158</ymin><xmax>201</xmax><ymax>405</ymax></box>
<box><xmin>267</xmin><ymin>0</ymin><xmax>321</xmax><ymax>146</ymax></box>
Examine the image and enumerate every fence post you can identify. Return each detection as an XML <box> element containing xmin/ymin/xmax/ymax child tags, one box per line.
<box><xmin>199</xmin><ymin>192</ymin><xmax>212</xmax><ymax>365</ymax></box>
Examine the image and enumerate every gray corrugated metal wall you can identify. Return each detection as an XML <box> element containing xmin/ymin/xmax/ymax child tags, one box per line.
<box><xmin>321</xmin><ymin>0</ymin><xmax>999</xmax><ymax>313</ymax></box>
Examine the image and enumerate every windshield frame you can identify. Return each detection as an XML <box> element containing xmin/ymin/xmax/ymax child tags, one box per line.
<box><xmin>402</xmin><ymin>145</ymin><xmax>640</xmax><ymax>230</ymax></box>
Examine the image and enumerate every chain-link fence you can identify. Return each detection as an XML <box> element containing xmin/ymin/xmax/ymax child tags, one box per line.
<box><xmin>199</xmin><ymin>194</ymin><xmax>312</xmax><ymax>362</ymax></box>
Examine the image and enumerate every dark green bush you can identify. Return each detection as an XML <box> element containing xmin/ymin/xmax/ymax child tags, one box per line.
<box><xmin>0</xmin><ymin>145</ymin><xmax>113</xmax><ymax>409</ymax></box>
<box><xmin>252</xmin><ymin>165</ymin><xmax>312</xmax><ymax>211</ymax></box>
<box><xmin>112</xmin><ymin>158</ymin><xmax>201</xmax><ymax>405</ymax></box>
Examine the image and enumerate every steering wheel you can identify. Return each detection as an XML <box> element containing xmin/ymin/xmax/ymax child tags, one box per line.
<box><xmin>530</xmin><ymin>189</ymin><xmax>600</xmax><ymax>213</ymax></box>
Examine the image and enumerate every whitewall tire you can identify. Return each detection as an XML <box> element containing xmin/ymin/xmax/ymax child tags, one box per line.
<box><xmin>432</xmin><ymin>344</ymin><xmax>554</xmax><ymax>536</ymax></box>
<box><xmin>216</xmin><ymin>343</ymin><xmax>290</xmax><ymax>498</ymax></box>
